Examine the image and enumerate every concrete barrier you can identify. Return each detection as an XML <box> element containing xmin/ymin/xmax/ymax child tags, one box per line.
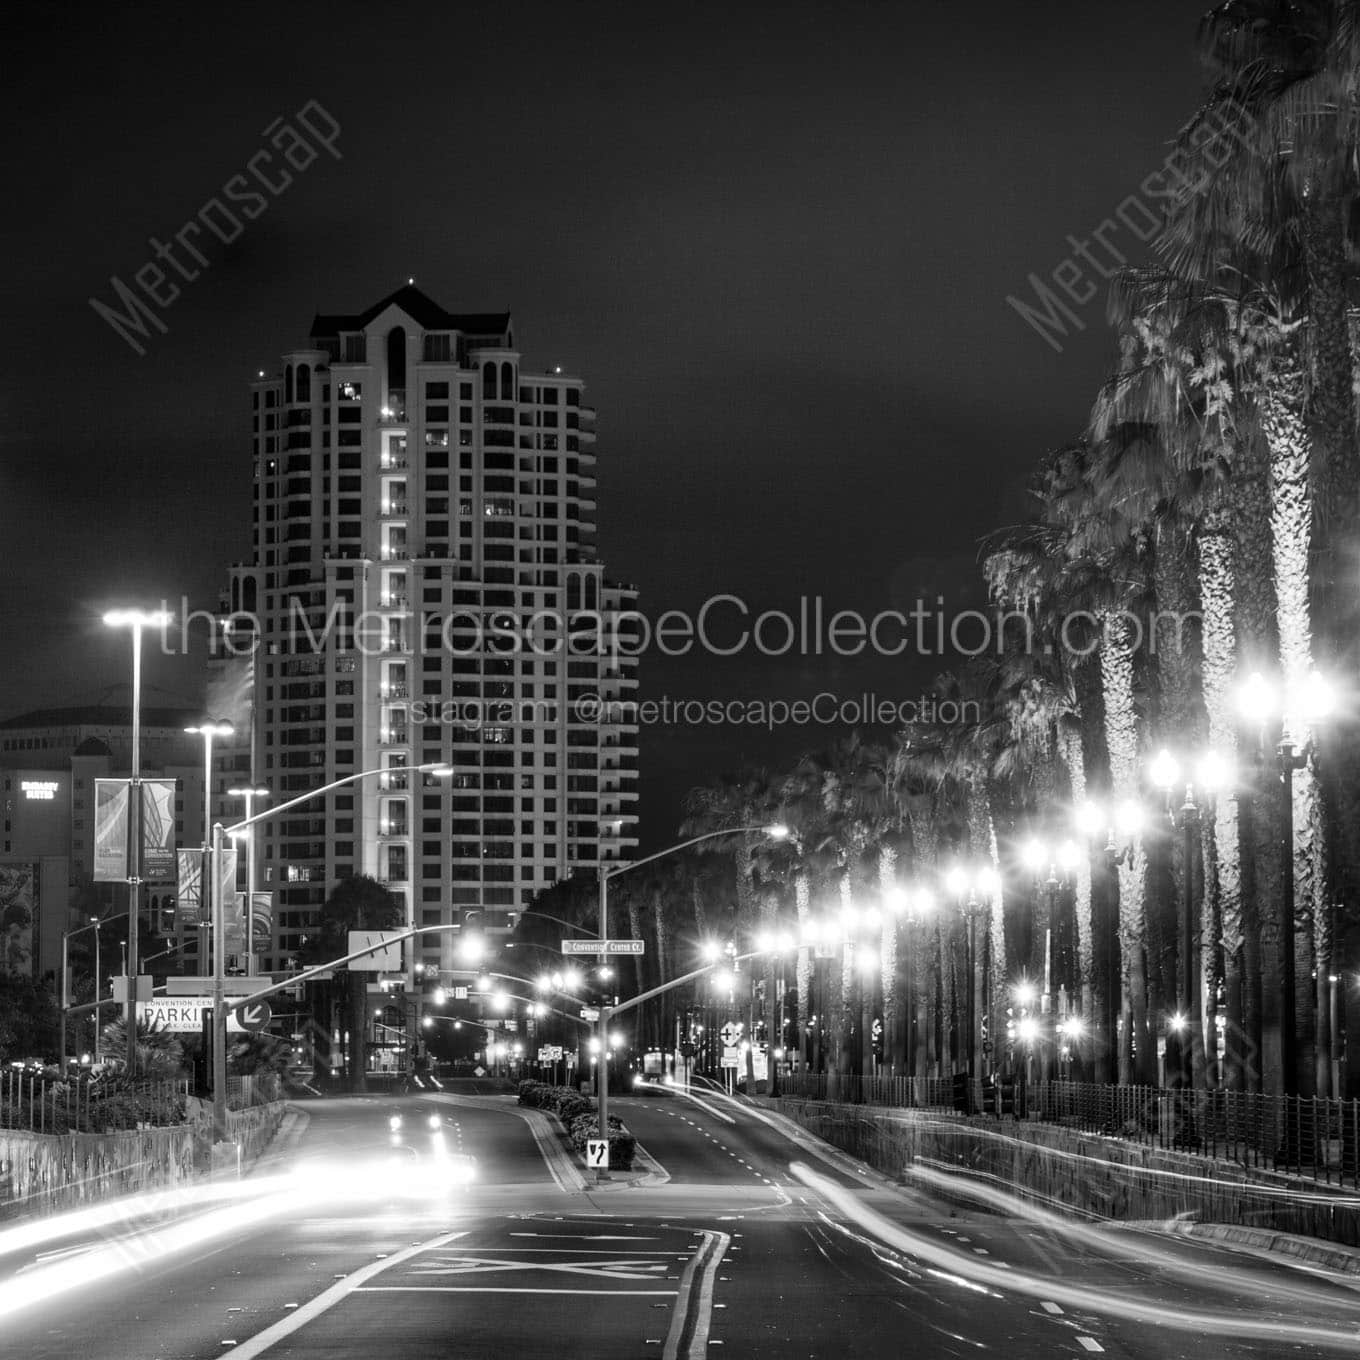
<box><xmin>0</xmin><ymin>1101</ymin><xmax>290</xmax><ymax>1219</ymax></box>
<box><xmin>773</xmin><ymin>1097</ymin><xmax>1360</xmax><ymax>1249</ymax></box>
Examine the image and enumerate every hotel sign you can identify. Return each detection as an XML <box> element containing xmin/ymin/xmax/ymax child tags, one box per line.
<box><xmin>21</xmin><ymin>780</ymin><xmax>59</xmax><ymax>801</ymax></box>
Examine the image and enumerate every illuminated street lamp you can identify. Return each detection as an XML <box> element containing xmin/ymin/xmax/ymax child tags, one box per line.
<box><xmin>1150</xmin><ymin>746</ymin><xmax>1232</xmax><ymax>1093</ymax></box>
<box><xmin>105</xmin><ymin>607</ymin><xmax>172</xmax><ymax>1072</ymax></box>
<box><xmin>945</xmin><ymin>864</ymin><xmax>997</xmax><ymax>1087</ymax></box>
<box><xmin>227</xmin><ymin>786</ymin><xmax>270</xmax><ymax>967</ymax></box>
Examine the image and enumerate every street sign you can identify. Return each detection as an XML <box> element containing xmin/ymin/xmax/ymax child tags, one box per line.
<box><xmin>538</xmin><ymin>1045</ymin><xmax>563</xmax><ymax>1062</ymax></box>
<box><xmin>140</xmin><ymin>998</ymin><xmax>245</xmax><ymax>1033</ymax></box>
<box><xmin>237</xmin><ymin>999</ymin><xmax>272</xmax><ymax>1033</ymax></box>
<box><xmin>585</xmin><ymin>1139</ymin><xmax>609</xmax><ymax>1169</ymax></box>
<box><xmin>580</xmin><ymin>1006</ymin><xmax>601</xmax><ymax>1022</ymax></box>
<box><xmin>720</xmin><ymin>1021</ymin><xmax>741</xmax><ymax>1047</ymax></box>
<box><xmin>349</xmin><ymin>931</ymin><xmax>403</xmax><ymax>971</ymax></box>
<box><xmin>560</xmin><ymin>938</ymin><xmax>645</xmax><ymax>956</ymax></box>
<box><xmin>721</xmin><ymin>1046</ymin><xmax>741</xmax><ymax>1069</ymax></box>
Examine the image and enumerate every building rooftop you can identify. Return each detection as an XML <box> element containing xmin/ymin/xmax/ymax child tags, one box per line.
<box><xmin>310</xmin><ymin>285</ymin><xmax>511</xmax><ymax>342</ymax></box>
<box><xmin>0</xmin><ymin>706</ymin><xmax>200</xmax><ymax>731</ymax></box>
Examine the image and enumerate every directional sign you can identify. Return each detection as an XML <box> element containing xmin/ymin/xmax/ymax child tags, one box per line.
<box><xmin>585</xmin><ymin>1139</ymin><xmax>610</xmax><ymax>1169</ymax></box>
<box><xmin>580</xmin><ymin>1006</ymin><xmax>601</xmax><ymax>1022</ymax></box>
<box><xmin>140</xmin><ymin>998</ymin><xmax>245</xmax><ymax>1033</ymax></box>
<box><xmin>560</xmin><ymin>938</ymin><xmax>645</xmax><ymax>956</ymax></box>
<box><xmin>538</xmin><ymin>1045</ymin><xmax>563</xmax><ymax>1062</ymax></box>
<box><xmin>237</xmin><ymin>999</ymin><xmax>272</xmax><ymax>1033</ymax></box>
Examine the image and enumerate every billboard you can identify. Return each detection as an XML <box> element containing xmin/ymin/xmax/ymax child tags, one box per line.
<box><xmin>0</xmin><ymin>864</ymin><xmax>35</xmax><ymax>977</ymax></box>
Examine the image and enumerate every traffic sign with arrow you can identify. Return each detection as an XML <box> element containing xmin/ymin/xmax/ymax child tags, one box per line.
<box><xmin>237</xmin><ymin>999</ymin><xmax>272</xmax><ymax>1033</ymax></box>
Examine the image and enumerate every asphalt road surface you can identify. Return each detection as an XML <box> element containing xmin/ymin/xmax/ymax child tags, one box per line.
<box><xmin>1</xmin><ymin>1086</ymin><xmax>1358</xmax><ymax>1359</ymax></box>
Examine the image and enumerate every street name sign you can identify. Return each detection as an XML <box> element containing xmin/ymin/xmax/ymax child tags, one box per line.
<box><xmin>166</xmin><ymin>976</ymin><xmax>259</xmax><ymax>995</ymax></box>
<box><xmin>140</xmin><ymin>998</ymin><xmax>245</xmax><ymax>1033</ymax></box>
<box><xmin>585</xmin><ymin>1139</ymin><xmax>610</xmax><ymax>1169</ymax></box>
<box><xmin>349</xmin><ymin>931</ymin><xmax>403</xmax><ymax>971</ymax></box>
<box><xmin>560</xmin><ymin>939</ymin><xmax>645</xmax><ymax>956</ymax></box>
<box><xmin>580</xmin><ymin>1006</ymin><xmax>601</xmax><ymax>1022</ymax></box>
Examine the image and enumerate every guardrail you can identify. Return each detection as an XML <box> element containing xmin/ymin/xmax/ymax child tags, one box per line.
<box><xmin>778</xmin><ymin>1073</ymin><xmax>1360</xmax><ymax>1189</ymax></box>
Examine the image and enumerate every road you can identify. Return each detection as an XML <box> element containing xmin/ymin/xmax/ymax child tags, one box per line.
<box><xmin>1</xmin><ymin>1086</ymin><xmax>1357</xmax><ymax>1358</ymax></box>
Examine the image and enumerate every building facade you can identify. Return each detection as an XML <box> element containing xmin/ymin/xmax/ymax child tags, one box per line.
<box><xmin>0</xmin><ymin>707</ymin><xmax>206</xmax><ymax>979</ymax></box>
<box><xmin>220</xmin><ymin>285</ymin><xmax>639</xmax><ymax>979</ymax></box>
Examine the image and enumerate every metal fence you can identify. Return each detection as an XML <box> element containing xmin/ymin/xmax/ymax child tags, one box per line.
<box><xmin>777</xmin><ymin>1073</ymin><xmax>1360</xmax><ymax>1189</ymax></box>
<box><xmin>0</xmin><ymin>1070</ymin><xmax>190</xmax><ymax>1134</ymax></box>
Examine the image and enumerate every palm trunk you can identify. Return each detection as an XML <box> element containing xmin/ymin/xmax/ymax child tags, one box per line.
<box><xmin>1263</xmin><ymin>326</ymin><xmax>1322</xmax><ymax>1095</ymax></box>
<box><xmin>878</xmin><ymin>845</ymin><xmax>903</xmax><ymax>1075</ymax></box>
<box><xmin>794</xmin><ymin>871</ymin><xmax>811</xmax><ymax>1071</ymax></box>
<box><xmin>1199</xmin><ymin>503</ymin><xmax>1240</xmax><ymax>1089</ymax></box>
<box><xmin>1058</xmin><ymin>725</ymin><xmax>1096</xmax><ymax>1077</ymax></box>
<box><xmin>1102</xmin><ymin>609</ymin><xmax>1153</xmax><ymax>1084</ymax></box>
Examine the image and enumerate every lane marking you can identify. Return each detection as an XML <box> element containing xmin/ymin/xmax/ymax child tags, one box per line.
<box><xmin>1076</xmin><ymin>1339</ymin><xmax>1104</xmax><ymax>1353</ymax></box>
<box><xmin>358</xmin><ymin>1286</ymin><xmax>677</xmax><ymax>1296</ymax></box>
<box><xmin>226</xmin><ymin>1231</ymin><xmax>468</xmax><ymax>1360</ymax></box>
<box><xmin>1042</xmin><ymin>1302</ymin><xmax>1062</xmax><ymax>1315</ymax></box>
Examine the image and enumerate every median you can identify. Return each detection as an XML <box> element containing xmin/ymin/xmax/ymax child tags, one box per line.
<box><xmin>517</xmin><ymin>1080</ymin><xmax>636</xmax><ymax>1170</ymax></box>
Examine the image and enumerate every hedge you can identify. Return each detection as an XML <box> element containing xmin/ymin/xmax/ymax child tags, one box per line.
<box><xmin>518</xmin><ymin>1079</ymin><xmax>636</xmax><ymax>1170</ymax></box>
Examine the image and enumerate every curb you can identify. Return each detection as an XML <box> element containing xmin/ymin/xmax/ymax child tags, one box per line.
<box><xmin>1167</xmin><ymin>1221</ymin><xmax>1360</xmax><ymax>1275</ymax></box>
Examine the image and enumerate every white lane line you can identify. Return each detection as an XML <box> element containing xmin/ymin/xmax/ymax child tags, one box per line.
<box><xmin>1076</xmin><ymin>1339</ymin><xmax>1104</xmax><ymax>1353</ymax></box>
<box><xmin>226</xmin><ymin>1230</ymin><xmax>467</xmax><ymax>1359</ymax></box>
<box><xmin>1041</xmin><ymin>1301</ymin><xmax>1062</xmax><ymax>1315</ymax></box>
<box><xmin>357</xmin><ymin>1287</ymin><xmax>677</xmax><ymax>1296</ymax></box>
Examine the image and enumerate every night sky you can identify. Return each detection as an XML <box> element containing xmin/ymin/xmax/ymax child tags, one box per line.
<box><xmin>2</xmin><ymin>1</ymin><xmax>1205</xmax><ymax>846</ymax></box>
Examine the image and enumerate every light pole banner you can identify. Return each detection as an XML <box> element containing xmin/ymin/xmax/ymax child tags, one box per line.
<box><xmin>176</xmin><ymin>850</ymin><xmax>204</xmax><ymax>925</ymax></box>
<box><xmin>225</xmin><ymin>892</ymin><xmax>247</xmax><ymax>954</ymax></box>
<box><xmin>250</xmin><ymin>892</ymin><xmax>273</xmax><ymax>954</ymax></box>
<box><xmin>93</xmin><ymin>779</ymin><xmax>129</xmax><ymax>882</ymax></box>
<box><xmin>140</xmin><ymin>780</ymin><xmax>177</xmax><ymax>879</ymax></box>
<box><xmin>216</xmin><ymin>846</ymin><xmax>239</xmax><ymax>911</ymax></box>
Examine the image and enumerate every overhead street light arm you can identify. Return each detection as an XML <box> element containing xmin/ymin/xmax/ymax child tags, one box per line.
<box><xmin>225</xmin><ymin>762</ymin><xmax>451</xmax><ymax>835</ymax></box>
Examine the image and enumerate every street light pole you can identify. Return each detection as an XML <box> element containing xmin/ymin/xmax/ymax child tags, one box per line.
<box><xmin>105</xmin><ymin>610</ymin><xmax>170</xmax><ymax>1073</ymax></box>
<box><xmin>228</xmin><ymin>787</ymin><xmax>269</xmax><ymax>971</ymax></box>
<box><xmin>594</xmin><ymin>823</ymin><xmax>788</xmax><ymax>1179</ymax></box>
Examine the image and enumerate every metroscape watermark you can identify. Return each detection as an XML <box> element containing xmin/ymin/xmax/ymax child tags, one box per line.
<box><xmin>152</xmin><ymin>593</ymin><xmax>1201</xmax><ymax>666</ymax></box>
<box><xmin>1007</xmin><ymin>96</ymin><xmax>1254</xmax><ymax>354</ymax></box>
<box><xmin>90</xmin><ymin>100</ymin><xmax>343</xmax><ymax>356</ymax></box>
<box><xmin>404</xmin><ymin>692</ymin><xmax>980</xmax><ymax>733</ymax></box>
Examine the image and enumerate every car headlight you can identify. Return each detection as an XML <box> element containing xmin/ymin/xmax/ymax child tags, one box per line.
<box><xmin>427</xmin><ymin>1113</ymin><xmax>442</xmax><ymax>1130</ymax></box>
<box><xmin>389</xmin><ymin>1114</ymin><xmax>403</xmax><ymax>1131</ymax></box>
<box><xmin>632</xmin><ymin>1074</ymin><xmax>645</xmax><ymax>1087</ymax></box>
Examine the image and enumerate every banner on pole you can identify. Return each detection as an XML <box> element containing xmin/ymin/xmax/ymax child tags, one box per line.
<box><xmin>224</xmin><ymin>892</ymin><xmax>246</xmax><ymax>954</ymax></box>
<box><xmin>140</xmin><ymin>780</ymin><xmax>177</xmax><ymax>879</ymax></box>
<box><xmin>250</xmin><ymin>892</ymin><xmax>273</xmax><ymax>954</ymax></box>
<box><xmin>176</xmin><ymin>850</ymin><xmax>204</xmax><ymax>925</ymax></box>
<box><xmin>93</xmin><ymin>780</ymin><xmax>129</xmax><ymax>881</ymax></box>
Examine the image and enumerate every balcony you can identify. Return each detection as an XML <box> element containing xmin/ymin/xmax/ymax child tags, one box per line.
<box><xmin>378</xmin><ymin>390</ymin><xmax>408</xmax><ymax>426</ymax></box>
<box><xmin>381</xmin><ymin>772</ymin><xmax>409</xmax><ymax>791</ymax></box>
<box><xmin>381</xmin><ymin>502</ymin><xmax>409</xmax><ymax>519</ymax></box>
<box><xmin>381</xmin><ymin>683</ymin><xmax>410</xmax><ymax>700</ymax></box>
<box><xmin>381</xmin><ymin>549</ymin><xmax>410</xmax><ymax>562</ymax></box>
<box><xmin>379</xmin><ymin>730</ymin><xmax>410</xmax><ymax>746</ymax></box>
<box><xmin>381</xmin><ymin>595</ymin><xmax>409</xmax><ymax>611</ymax></box>
<box><xmin>381</xmin><ymin>455</ymin><xmax>409</xmax><ymax>471</ymax></box>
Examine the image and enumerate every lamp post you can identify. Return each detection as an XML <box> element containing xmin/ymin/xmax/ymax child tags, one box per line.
<box><xmin>104</xmin><ymin>608</ymin><xmax>171</xmax><ymax>1072</ymax></box>
<box><xmin>1019</xmin><ymin>838</ymin><xmax>1080</xmax><ymax>1083</ymax></box>
<box><xmin>194</xmin><ymin>754</ymin><xmax>452</xmax><ymax>1139</ymax></box>
<box><xmin>885</xmin><ymin>884</ymin><xmax>935</xmax><ymax>1098</ymax></box>
<box><xmin>59</xmin><ymin>916</ymin><xmax>106</xmax><ymax>1068</ymax></box>
<box><xmin>1237</xmin><ymin>670</ymin><xmax>1334</xmax><ymax>1101</ymax></box>
<box><xmin>594</xmin><ymin>822</ymin><xmax>788</xmax><ymax>1178</ymax></box>
<box><xmin>227</xmin><ymin>786</ymin><xmax>269</xmax><ymax>970</ymax></box>
<box><xmin>945</xmin><ymin>864</ymin><xmax>997</xmax><ymax>1088</ymax></box>
<box><xmin>186</xmin><ymin>721</ymin><xmax>234</xmax><ymax>1136</ymax></box>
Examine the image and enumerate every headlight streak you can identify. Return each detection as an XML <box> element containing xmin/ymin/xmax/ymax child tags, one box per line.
<box><xmin>788</xmin><ymin>1163</ymin><xmax>1360</xmax><ymax>1351</ymax></box>
<box><xmin>0</xmin><ymin>1153</ymin><xmax>481</xmax><ymax>1322</ymax></box>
